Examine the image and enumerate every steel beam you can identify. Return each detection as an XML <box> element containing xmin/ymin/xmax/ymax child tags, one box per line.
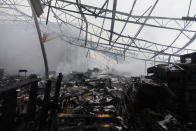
<box><xmin>109</xmin><ymin>0</ymin><xmax>117</xmax><ymax>45</ymax></box>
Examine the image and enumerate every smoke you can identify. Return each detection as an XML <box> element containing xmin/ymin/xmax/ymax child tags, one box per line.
<box><xmin>87</xmin><ymin>51</ymin><xmax>146</xmax><ymax>76</ymax></box>
<box><xmin>0</xmin><ymin>22</ymin><xmax>89</xmax><ymax>75</ymax></box>
<box><xmin>0</xmin><ymin>22</ymin><xmax>146</xmax><ymax>77</ymax></box>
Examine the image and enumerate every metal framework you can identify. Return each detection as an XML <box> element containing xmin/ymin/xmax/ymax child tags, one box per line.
<box><xmin>1</xmin><ymin>0</ymin><xmax>196</xmax><ymax>64</ymax></box>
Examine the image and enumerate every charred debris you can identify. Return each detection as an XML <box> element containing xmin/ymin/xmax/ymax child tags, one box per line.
<box><xmin>0</xmin><ymin>53</ymin><xmax>196</xmax><ymax>131</ymax></box>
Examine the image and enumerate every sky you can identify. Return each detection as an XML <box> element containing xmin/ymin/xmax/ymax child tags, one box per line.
<box><xmin>0</xmin><ymin>0</ymin><xmax>196</xmax><ymax>76</ymax></box>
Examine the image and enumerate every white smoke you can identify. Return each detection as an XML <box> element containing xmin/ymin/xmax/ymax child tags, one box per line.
<box><xmin>0</xmin><ymin>22</ymin><xmax>145</xmax><ymax>77</ymax></box>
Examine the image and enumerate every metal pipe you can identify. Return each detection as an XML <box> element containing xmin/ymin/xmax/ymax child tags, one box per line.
<box><xmin>29</xmin><ymin>0</ymin><xmax>49</xmax><ymax>78</ymax></box>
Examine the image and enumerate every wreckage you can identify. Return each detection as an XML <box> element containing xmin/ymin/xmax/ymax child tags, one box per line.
<box><xmin>1</xmin><ymin>0</ymin><xmax>196</xmax><ymax>130</ymax></box>
<box><xmin>0</xmin><ymin>53</ymin><xmax>196</xmax><ymax>131</ymax></box>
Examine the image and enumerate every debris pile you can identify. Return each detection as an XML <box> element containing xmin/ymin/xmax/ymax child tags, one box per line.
<box><xmin>126</xmin><ymin>78</ymin><xmax>195</xmax><ymax>131</ymax></box>
<box><xmin>0</xmin><ymin>65</ymin><xmax>196</xmax><ymax>131</ymax></box>
<box><xmin>55</xmin><ymin>70</ymin><xmax>131</xmax><ymax>130</ymax></box>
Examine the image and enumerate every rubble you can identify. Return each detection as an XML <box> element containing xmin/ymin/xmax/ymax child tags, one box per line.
<box><xmin>0</xmin><ymin>69</ymin><xmax>4</xmax><ymax>78</ymax></box>
<box><xmin>0</xmin><ymin>63</ymin><xmax>196</xmax><ymax>131</ymax></box>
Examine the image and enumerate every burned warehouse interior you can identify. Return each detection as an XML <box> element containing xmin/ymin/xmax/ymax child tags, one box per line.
<box><xmin>1</xmin><ymin>0</ymin><xmax>196</xmax><ymax>131</ymax></box>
